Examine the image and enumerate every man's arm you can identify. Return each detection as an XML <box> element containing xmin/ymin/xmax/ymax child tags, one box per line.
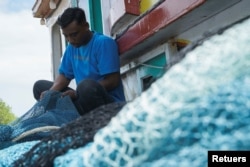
<box><xmin>99</xmin><ymin>72</ymin><xmax>121</xmax><ymax>91</ymax></box>
<box><xmin>40</xmin><ymin>74</ymin><xmax>71</xmax><ymax>99</ymax></box>
<box><xmin>51</xmin><ymin>74</ymin><xmax>77</xmax><ymax>98</ymax></box>
<box><xmin>50</xmin><ymin>74</ymin><xmax>71</xmax><ymax>91</ymax></box>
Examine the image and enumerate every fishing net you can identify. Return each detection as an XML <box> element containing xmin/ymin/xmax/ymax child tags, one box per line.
<box><xmin>12</xmin><ymin>102</ymin><xmax>126</xmax><ymax>167</ymax></box>
<box><xmin>1</xmin><ymin>16</ymin><xmax>250</xmax><ymax>167</ymax></box>
<box><xmin>0</xmin><ymin>141</ymin><xmax>39</xmax><ymax>166</ymax></box>
<box><xmin>0</xmin><ymin>91</ymin><xmax>80</xmax><ymax>149</ymax></box>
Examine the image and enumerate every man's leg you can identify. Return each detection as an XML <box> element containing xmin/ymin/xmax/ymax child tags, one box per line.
<box><xmin>33</xmin><ymin>80</ymin><xmax>74</xmax><ymax>100</ymax></box>
<box><xmin>74</xmin><ymin>79</ymin><xmax>114</xmax><ymax>115</ymax></box>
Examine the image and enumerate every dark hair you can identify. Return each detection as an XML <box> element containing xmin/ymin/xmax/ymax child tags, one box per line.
<box><xmin>57</xmin><ymin>7</ymin><xmax>87</xmax><ymax>28</ymax></box>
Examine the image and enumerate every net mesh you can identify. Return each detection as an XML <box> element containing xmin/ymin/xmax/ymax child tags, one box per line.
<box><xmin>0</xmin><ymin>91</ymin><xmax>80</xmax><ymax>149</ymax></box>
<box><xmin>12</xmin><ymin>102</ymin><xmax>126</xmax><ymax>167</ymax></box>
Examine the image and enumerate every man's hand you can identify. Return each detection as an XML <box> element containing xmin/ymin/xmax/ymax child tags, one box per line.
<box><xmin>40</xmin><ymin>90</ymin><xmax>48</xmax><ymax>100</ymax></box>
<box><xmin>39</xmin><ymin>90</ymin><xmax>77</xmax><ymax>100</ymax></box>
<box><xmin>62</xmin><ymin>90</ymin><xmax>77</xmax><ymax>99</ymax></box>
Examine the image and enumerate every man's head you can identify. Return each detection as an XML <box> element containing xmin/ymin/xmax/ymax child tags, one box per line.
<box><xmin>57</xmin><ymin>7</ymin><xmax>92</xmax><ymax>47</ymax></box>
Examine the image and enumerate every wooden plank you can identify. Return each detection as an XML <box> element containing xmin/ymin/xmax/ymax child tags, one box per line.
<box><xmin>116</xmin><ymin>0</ymin><xmax>241</xmax><ymax>64</ymax></box>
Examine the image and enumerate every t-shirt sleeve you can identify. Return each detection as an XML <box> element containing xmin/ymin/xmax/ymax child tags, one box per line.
<box><xmin>97</xmin><ymin>37</ymin><xmax>120</xmax><ymax>75</ymax></box>
<box><xmin>59</xmin><ymin>45</ymin><xmax>75</xmax><ymax>80</ymax></box>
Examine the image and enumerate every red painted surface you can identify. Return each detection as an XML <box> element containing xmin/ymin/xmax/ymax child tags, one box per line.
<box><xmin>125</xmin><ymin>0</ymin><xmax>140</xmax><ymax>15</ymax></box>
<box><xmin>116</xmin><ymin>0</ymin><xmax>205</xmax><ymax>54</ymax></box>
<box><xmin>124</xmin><ymin>0</ymin><xmax>140</xmax><ymax>15</ymax></box>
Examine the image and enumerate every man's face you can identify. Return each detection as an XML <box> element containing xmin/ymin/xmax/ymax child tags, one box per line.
<box><xmin>62</xmin><ymin>20</ymin><xmax>89</xmax><ymax>47</ymax></box>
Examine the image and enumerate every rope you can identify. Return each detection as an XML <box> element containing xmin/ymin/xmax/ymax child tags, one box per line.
<box><xmin>12</xmin><ymin>126</ymin><xmax>60</xmax><ymax>142</ymax></box>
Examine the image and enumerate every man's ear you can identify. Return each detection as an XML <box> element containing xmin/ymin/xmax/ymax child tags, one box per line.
<box><xmin>81</xmin><ymin>21</ymin><xmax>89</xmax><ymax>27</ymax></box>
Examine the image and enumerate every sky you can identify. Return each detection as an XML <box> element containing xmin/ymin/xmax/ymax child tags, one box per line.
<box><xmin>0</xmin><ymin>0</ymin><xmax>52</xmax><ymax>117</ymax></box>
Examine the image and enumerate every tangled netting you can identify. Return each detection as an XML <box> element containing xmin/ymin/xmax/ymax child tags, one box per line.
<box><xmin>0</xmin><ymin>91</ymin><xmax>79</xmax><ymax>149</ymax></box>
<box><xmin>54</xmin><ymin>17</ymin><xmax>249</xmax><ymax>166</ymax></box>
<box><xmin>12</xmin><ymin>102</ymin><xmax>126</xmax><ymax>167</ymax></box>
<box><xmin>0</xmin><ymin>16</ymin><xmax>249</xmax><ymax>167</ymax></box>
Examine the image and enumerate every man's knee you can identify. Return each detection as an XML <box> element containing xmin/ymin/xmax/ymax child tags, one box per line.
<box><xmin>33</xmin><ymin>80</ymin><xmax>53</xmax><ymax>100</ymax></box>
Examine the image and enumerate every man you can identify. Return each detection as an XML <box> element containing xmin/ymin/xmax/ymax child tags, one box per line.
<box><xmin>33</xmin><ymin>7</ymin><xmax>125</xmax><ymax>115</ymax></box>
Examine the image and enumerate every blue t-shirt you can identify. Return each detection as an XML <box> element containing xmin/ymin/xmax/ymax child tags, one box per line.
<box><xmin>59</xmin><ymin>32</ymin><xmax>125</xmax><ymax>102</ymax></box>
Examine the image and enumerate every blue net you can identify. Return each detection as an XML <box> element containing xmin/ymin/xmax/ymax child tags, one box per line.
<box><xmin>12</xmin><ymin>102</ymin><xmax>126</xmax><ymax>167</ymax></box>
<box><xmin>0</xmin><ymin>91</ymin><xmax>80</xmax><ymax>149</ymax></box>
<box><xmin>0</xmin><ymin>141</ymin><xmax>39</xmax><ymax>167</ymax></box>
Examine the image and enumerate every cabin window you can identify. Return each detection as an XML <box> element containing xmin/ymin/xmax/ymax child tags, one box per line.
<box><xmin>141</xmin><ymin>75</ymin><xmax>154</xmax><ymax>91</ymax></box>
<box><xmin>138</xmin><ymin>53</ymin><xmax>167</xmax><ymax>92</ymax></box>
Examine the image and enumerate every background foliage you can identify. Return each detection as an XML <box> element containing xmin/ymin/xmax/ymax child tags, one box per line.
<box><xmin>0</xmin><ymin>98</ymin><xmax>17</xmax><ymax>124</ymax></box>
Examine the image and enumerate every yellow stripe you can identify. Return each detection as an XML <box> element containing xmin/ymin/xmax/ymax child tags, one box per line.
<box><xmin>140</xmin><ymin>0</ymin><xmax>159</xmax><ymax>13</ymax></box>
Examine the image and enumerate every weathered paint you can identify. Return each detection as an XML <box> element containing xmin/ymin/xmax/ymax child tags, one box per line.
<box><xmin>109</xmin><ymin>0</ymin><xmax>140</xmax><ymax>36</ymax></box>
<box><xmin>116</xmin><ymin>0</ymin><xmax>205</xmax><ymax>55</ymax></box>
<box><xmin>124</xmin><ymin>0</ymin><xmax>140</xmax><ymax>15</ymax></box>
<box><xmin>32</xmin><ymin>0</ymin><xmax>61</xmax><ymax>18</ymax></box>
